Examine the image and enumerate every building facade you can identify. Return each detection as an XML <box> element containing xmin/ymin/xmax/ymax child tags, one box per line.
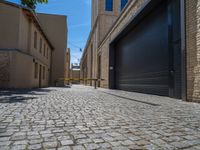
<box><xmin>81</xmin><ymin>0</ymin><xmax>130</xmax><ymax>86</ymax></box>
<box><xmin>0</xmin><ymin>1</ymin><xmax>53</xmax><ymax>88</ymax></box>
<box><xmin>37</xmin><ymin>13</ymin><xmax>68</xmax><ymax>86</ymax></box>
<box><xmin>80</xmin><ymin>0</ymin><xmax>200</xmax><ymax>102</ymax></box>
<box><xmin>71</xmin><ymin>64</ymin><xmax>80</xmax><ymax>84</ymax></box>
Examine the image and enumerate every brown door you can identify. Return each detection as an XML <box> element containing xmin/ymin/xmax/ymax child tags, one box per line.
<box><xmin>39</xmin><ymin>65</ymin><xmax>42</xmax><ymax>88</ymax></box>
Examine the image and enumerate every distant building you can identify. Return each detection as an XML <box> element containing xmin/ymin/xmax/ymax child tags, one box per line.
<box><xmin>0</xmin><ymin>1</ymin><xmax>69</xmax><ymax>88</ymax></box>
<box><xmin>71</xmin><ymin>64</ymin><xmax>80</xmax><ymax>84</ymax></box>
<box><xmin>37</xmin><ymin>13</ymin><xmax>68</xmax><ymax>86</ymax></box>
<box><xmin>81</xmin><ymin>0</ymin><xmax>200</xmax><ymax>102</ymax></box>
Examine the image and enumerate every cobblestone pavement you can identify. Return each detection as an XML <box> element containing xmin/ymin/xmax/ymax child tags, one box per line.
<box><xmin>0</xmin><ymin>85</ymin><xmax>200</xmax><ymax>150</ymax></box>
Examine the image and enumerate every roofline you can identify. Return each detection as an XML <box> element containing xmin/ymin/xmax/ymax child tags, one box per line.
<box><xmin>37</xmin><ymin>12</ymin><xmax>67</xmax><ymax>18</ymax></box>
<box><xmin>1</xmin><ymin>1</ymin><xmax>54</xmax><ymax>50</ymax></box>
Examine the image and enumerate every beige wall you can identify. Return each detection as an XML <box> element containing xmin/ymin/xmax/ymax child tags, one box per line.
<box><xmin>37</xmin><ymin>13</ymin><xmax>67</xmax><ymax>86</ymax></box>
<box><xmin>71</xmin><ymin>70</ymin><xmax>80</xmax><ymax>84</ymax></box>
<box><xmin>0</xmin><ymin>2</ymin><xmax>52</xmax><ymax>88</ymax></box>
<box><xmin>0</xmin><ymin>3</ymin><xmax>20</xmax><ymax>49</ymax></box>
<box><xmin>186</xmin><ymin>0</ymin><xmax>200</xmax><ymax>102</ymax></box>
<box><xmin>81</xmin><ymin>0</ymin><xmax>129</xmax><ymax>86</ymax></box>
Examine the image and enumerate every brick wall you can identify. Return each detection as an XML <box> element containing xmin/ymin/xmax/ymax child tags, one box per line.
<box><xmin>0</xmin><ymin>52</ymin><xmax>10</xmax><ymax>88</ymax></box>
<box><xmin>185</xmin><ymin>0</ymin><xmax>200</xmax><ymax>102</ymax></box>
<box><xmin>192</xmin><ymin>0</ymin><xmax>200</xmax><ymax>102</ymax></box>
<box><xmin>98</xmin><ymin>0</ymin><xmax>146</xmax><ymax>88</ymax></box>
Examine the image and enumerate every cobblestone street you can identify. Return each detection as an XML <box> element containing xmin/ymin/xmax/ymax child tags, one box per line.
<box><xmin>0</xmin><ymin>85</ymin><xmax>200</xmax><ymax>150</ymax></box>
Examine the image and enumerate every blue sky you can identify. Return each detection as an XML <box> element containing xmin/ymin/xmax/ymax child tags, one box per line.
<box><xmin>7</xmin><ymin>0</ymin><xmax>91</xmax><ymax>64</ymax></box>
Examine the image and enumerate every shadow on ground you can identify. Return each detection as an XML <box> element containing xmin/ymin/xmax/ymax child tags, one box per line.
<box><xmin>0</xmin><ymin>96</ymin><xmax>37</xmax><ymax>103</ymax></box>
<box><xmin>0</xmin><ymin>88</ymin><xmax>55</xmax><ymax>103</ymax></box>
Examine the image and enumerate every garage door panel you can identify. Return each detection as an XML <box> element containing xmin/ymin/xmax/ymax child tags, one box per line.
<box><xmin>117</xmin><ymin>84</ymin><xmax>169</xmax><ymax>96</ymax></box>
<box><xmin>115</xmin><ymin>1</ymin><xmax>169</xmax><ymax>96</ymax></box>
<box><xmin>117</xmin><ymin>71</ymin><xmax>169</xmax><ymax>87</ymax></box>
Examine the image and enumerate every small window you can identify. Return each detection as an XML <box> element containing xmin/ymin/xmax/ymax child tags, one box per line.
<box><xmin>43</xmin><ymin>44</ymin><xmax>46</xmax><ymax>56</ymax></box>
<box><xmin>47</xmin><ymin>48</ymin><xmax>49</xmax><ymax>59</ymax></box>
<box><xmin>34</xmin><ymin>62</ymin><xmax>38</xmax><ymax>79</ymax></box>
<box><xmin>43</xmin><ymin>66</ymin><xmax>45</xmax><ymax>80</ymax></box>
<box><xmin>40</xmin><ymin>38</ymin><xmax>42</xmax><ymax>53</ymax></box>
<box><xmin>121</xmin><ymin>0</ymin><xmax>128</xmax><ymax>10</ymax></box>
<box><xmin>105</xmin><ymin>0</ymin><xmax>113</xmax><ymax>11</ymax></box>
<box><xmin>34</xmin><ymin>31</ymin><xmax>37</xmax><ymax>49</ymax></box>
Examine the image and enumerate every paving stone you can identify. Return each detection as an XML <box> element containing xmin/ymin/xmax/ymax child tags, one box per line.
<box><xmin>58</xmin><ymin>146</ymin><xmax>71</xmax><ymax>150</ymax></box>
<box><xmin>42</xmin><ymin>141</ymin><xmax>58</xmax><ymax>148</ymax></box>
<box><xmin>0</xmin><ymin>141</ymin><xmax>11</xmax><ymax>146</ymax></box>
<box><xmin>0</xmin><ymin>146</ymin><xmax>10</xmax><ymax>150</ymax></box>
<box><xmin>76</xmin><ymin>138</ymin><xmax>92</xmax><ymax>144</ymax></box>
<box><xmin>60</xmin><ymin>140</ymin><xmax>74</xmax><ymax>146</ymax></box>
<box><xmin>28</xmin><ymin>139</ymin><xmax>43</xmax><ymax>145</ymax></box>
<box><xmin>28</xmin><ymin>144</ymin><xmax>42</xmax><ymax>150</ymax></box>
<box><xmin>99</xmin><ymin>142</ymin><xmax>111</xmax><ymax>148</ymax></box>
<box><xmin>72</xmin><ymin>145</ymin><xmax>86</xmax><ymax>150</ymax></box>
<box><xmin>13</xmin><ymin>140</ymin><xmax>28</xmax><ymax>145</ymax></box>
<box><xmin>0</xmin><ymin>137</ymin><xmax>10</xmax><ymax>142</ymax></box>
<box><xmin>93</xmin><ymin>138</ymin><xmax>104</xmax><ymax>143</ymax></box>
<box><xmin>11</xmin><ymin>145</ymin><xmax>27</xmax><ymax>150</ymax></box>
<box><xmin>84</xmin><ymin>143</ymin><xmax>100</xmax><ymax>150</ymax></box>
<box><xmin>0</xmin><ymin>85</ymin><xmax>200</xmax><ymax>149</ymax></box>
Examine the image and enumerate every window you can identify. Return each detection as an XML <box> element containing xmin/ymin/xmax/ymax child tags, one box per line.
<box><xmin>43</xmin><ymin>44</ymin><xmax>46</xmax><ymax>56</ymax></box>
<box><xmin>43</xmin><ymin>66</ymin><xmax>45</xmax><ymax>80</ymax></box>
<box><xmin>34</xmin><ymin>62</ymin><xmax>38</xmax><ymax>79</ymax></box>
<box><xmin>121</xmin><ymin>0</ymin><xmax>128</xmax><ymax>10</ymax></box>
<box><xmin>34</xmin><ymin>31</ymin><xmax>37</xmax><ymax>49</ymax></box>
<box><xmin>40</xmin><ymin>38</ymin><xmax>42</xmax><ymax>53</ymax></box>
<box><xmin>46</xmin><ymin>48</ymin><xmax>49</xmax><ymax>59</ymax></box>
<box><xmin>105</xmin><ymin>0</ymin><xmax>113</xmax><ymax>11</ymax></box>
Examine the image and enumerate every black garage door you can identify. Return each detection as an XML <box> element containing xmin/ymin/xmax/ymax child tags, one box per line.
<box><xmin>109</xmin><ymin>0</ymin><xmax>182</xmax><ymax>98</ymax></box>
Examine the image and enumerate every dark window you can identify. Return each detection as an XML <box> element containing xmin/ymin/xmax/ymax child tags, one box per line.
<box><xmin>40</xmin><ymin>38</ymin><xmax>42</xmax><ymax>53</ymax></box>
<box><xmin>43</xmin><ymin>66</ymin><xmax>45</xmax><ymax>80</ymax></box>
<box><xmin>121</xmin><ymin>0</ymin><xmax>128</xmax><ymax>10</ymax></box>
<box><xmin>105</xmin><ymin>0</ymin><xmax>113</xmax><ymax>11</ymax></box>
<box><xmin>34</xmin><ymin>62</ymin><xmax>38</xmax><ymax>79</ymax></box>
<box><xmin>46</xmin><ymin>48</ymin><xmax>49</xmax><ymax>59</ymax></box>
<box><xmin>43</xmin><ymin>44</ymin><xmax>46</xmax><ymax>56</ymax></box>
<box><xmin>34</xmin><ymin>31</ymin><xmax>37</xmax><ymax>49</ymax></box>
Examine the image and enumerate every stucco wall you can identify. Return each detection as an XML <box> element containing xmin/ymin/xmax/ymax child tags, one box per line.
<box><xmin>37</xmin><ymin>13</ymin><xmax>67</xmax><ymax>85</ymax></box>
<box><xmin>0</xmin><ymin>3</ymin><xmax>20</xmax><ymax>49</ymax></box>
<box><xmin>0</xmin><ymin>2</ymin><xmax>52</xmax><ymax>88</ymax></box>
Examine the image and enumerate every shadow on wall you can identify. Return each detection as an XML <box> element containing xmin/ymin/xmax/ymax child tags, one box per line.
<box><xmin>0</xmin><ymin>88</ymin><xmax>55</xmax><ymax>103</ymax></box>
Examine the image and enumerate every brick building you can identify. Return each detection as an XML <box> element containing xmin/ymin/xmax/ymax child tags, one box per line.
<box><xmin>80</xmin><ymin>0</ymin><xmax>200</xmax><ymax>102</ymax></box>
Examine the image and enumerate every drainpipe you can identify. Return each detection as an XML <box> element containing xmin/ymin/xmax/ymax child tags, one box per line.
<box><xmin>49</xmin><ymin>50</ymin><xmax>53</xmax><ymax>86</ymax></box>
<box><xmin>180</xmin><ymin>0</ymin><xmax>187</xmax><ymax>101</ymax></box>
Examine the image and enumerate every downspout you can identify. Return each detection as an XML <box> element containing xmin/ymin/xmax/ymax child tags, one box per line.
<box><xmin>180</xmin><ymin>0</ymin><xmax>187</xmax><ymax>101</ymax></box>
<box><xmin>49</xmin><ymin>50</ymin><xmax>53</xmax><ymax>86</ymax></box>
